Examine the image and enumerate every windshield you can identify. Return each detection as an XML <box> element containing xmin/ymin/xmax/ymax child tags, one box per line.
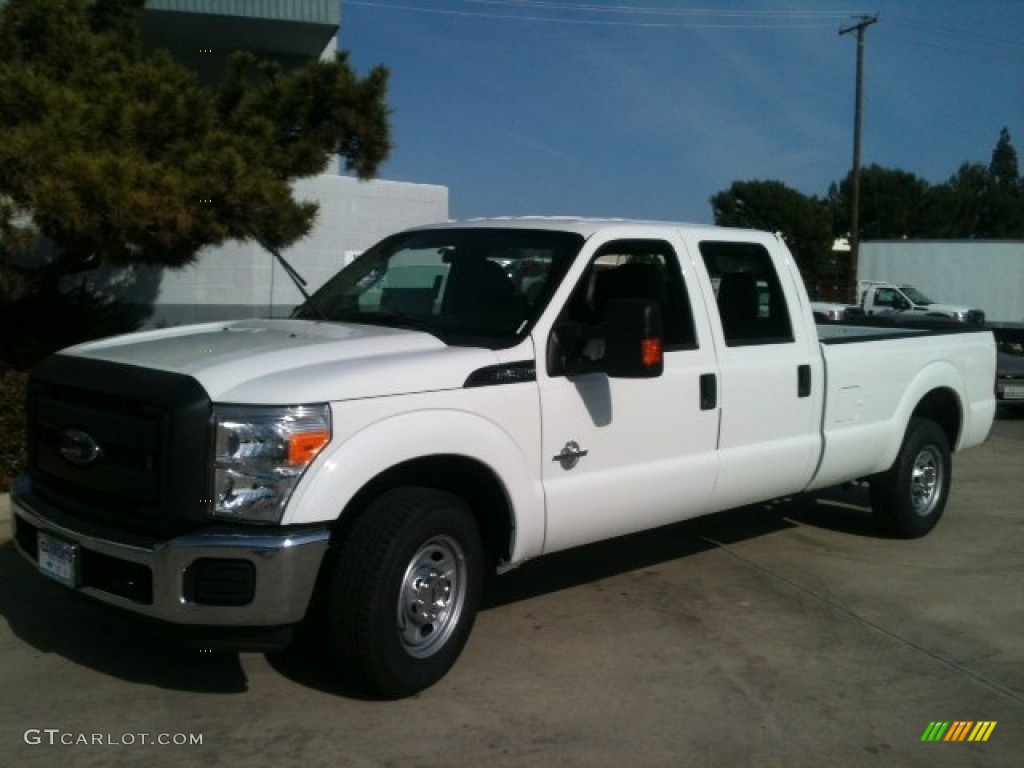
<box><xmin>292</xmin><ymin>228</ymin><xmax>583</xmax><ymax>347</ymax></box>
<box><xmin>900</xmin><ymin>285</ymin><xmax>934</xmax><ymax>305</ymax></box>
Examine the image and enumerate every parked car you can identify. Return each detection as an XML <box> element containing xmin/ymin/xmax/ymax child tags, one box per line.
<box><xmin>996</xmin><ymin>338</ymin><xmax>1024</xmax><ymax>410</ymax></box>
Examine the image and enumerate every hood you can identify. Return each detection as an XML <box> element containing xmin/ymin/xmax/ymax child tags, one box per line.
<box><xmin>917</xmin><ymin>303</ymin><xmax>973</xmax><ymax>314</ymax></box>
<box><xmin>65</xmin><ymin>319</ymin><xmax>502</xmax><ymax>402</ymax></box>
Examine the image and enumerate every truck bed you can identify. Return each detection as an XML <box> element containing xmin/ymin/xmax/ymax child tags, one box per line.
<box><xmin>808</xmin><ymin>323</ymin><xmax>996</xmax><ymax>491</ymax></box>
<box><xmin>816</xmin><ymin>321</ymin><xmax>988</xmax><ymax>344</ymax></box>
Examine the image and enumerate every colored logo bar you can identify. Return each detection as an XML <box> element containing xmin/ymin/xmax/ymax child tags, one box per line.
<box><xmin>921</xmin><ymin>721</ymin><xmax>996</xmax><ymax>742</ymax></box>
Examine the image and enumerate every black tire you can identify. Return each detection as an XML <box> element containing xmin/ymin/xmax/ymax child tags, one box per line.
<box><xmin>326</xmin><ymin>487</ymin><xmax>483</xmax><ymax>698</ymax></box>
<box><xmin>869</xmin><ymin>418</ymin><xmax>951</xmax><ymax>538</ymax></box>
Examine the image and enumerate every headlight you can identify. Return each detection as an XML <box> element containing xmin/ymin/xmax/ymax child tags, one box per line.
<box><xmin>212</xmin><ymin>404</ymin><xmax>331</xmax><ymax>523</ymax></box>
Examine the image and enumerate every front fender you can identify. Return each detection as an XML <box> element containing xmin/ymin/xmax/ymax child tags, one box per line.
<box><xmin>283</xmin><ymin>407</ymin><xmax>545</xmax><ymax>564</ymax></box>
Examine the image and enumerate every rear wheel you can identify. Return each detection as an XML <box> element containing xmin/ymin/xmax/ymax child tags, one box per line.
<box><xmin>326</xmin><ymin>487</ymin><xmax>482</xmax><ymax>698</ymax></box>
<box><xmin>869</xmin><ymin>418</ymin><xmax>951</xmax><ymax>538</ymax></box>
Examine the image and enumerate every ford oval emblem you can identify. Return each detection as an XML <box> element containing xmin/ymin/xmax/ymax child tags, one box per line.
<box><xmin>59</xmin><ymin>429</ymin><xmax>102</xmax><ymax>466</ymax></box>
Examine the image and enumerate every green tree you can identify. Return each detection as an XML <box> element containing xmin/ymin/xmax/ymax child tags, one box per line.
<box><xmin>0</xmin><ymin>0</ymin><xmax>391</xmax><ymax>282</ymax></box>
<box><xmin>923</xmin><ymin>163</ymin><xmax>988</xmax><ymax>237</ymax></box>
<box><xmin>828</xmin><ymin>165</ymin><xmax>931</xmax><ymax>240</ymax></box>
<box><xmin>982</xmin><ymin>127</ymin><xmax>1023</xmax><ymax>236</ymax></box>
<box><xmin>829</xmin><ymin>130</ymin><xmax>1023</xmax><ymax>239</ymax></box>
<box><xmin>710</xmin><ymin>180</ymin><xmax>833</xmax><ymax>294</ymax></box>
<box><xmin>989</xmin><ymin>127</ymin><xmax>1019</xmax><ymax>187</ymax></box>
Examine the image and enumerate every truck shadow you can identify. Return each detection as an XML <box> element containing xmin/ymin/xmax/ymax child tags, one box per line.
<box><xmin>0</xmin><ymin>487</ymin><xmax>876</xmax><ymax>697</ymax></box>
<box><xmin>0</xmin><ymin>542</ymin><xmax>249</xmax><ymax>694</ymax></box>
<box><xmin>784</xmin><ymin>484</ymin><xmax>880</xmax><ymax>537</ymax></box>
<box><xmin>482</xmin><ymin>485</ymin><xmax>877</xmax><ymax>608</ymax></box>
<box><xmin>268</xmin><ymin>488</ymin><xmax>877</xmax><ymax>696</ymax></box>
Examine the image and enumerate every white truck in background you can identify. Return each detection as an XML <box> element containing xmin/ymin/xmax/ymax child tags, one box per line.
<box><xmin>812</xmin><ymin>281</ymin><xmax>985</xmax><ymax>325</ymax></box>
<box><xmin>858</xmin><ymin>281</ymin><xmax>986</xmax><ymax>324</ymax></box>
<box><xmin>857</xmin><ymin>239</ymin><xmax>1024</xmax><ymax>325</ymax></box>
<box><xmin>12</xmin><ymin>218</ymin><xmax>997</xmax><ymax>698</ymax></box>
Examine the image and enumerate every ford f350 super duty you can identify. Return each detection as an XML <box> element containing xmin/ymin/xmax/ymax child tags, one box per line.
<box><xmin>12</xmin><ymin>219</ymin><xmax>996</xmax><ymax>698</ymax></box>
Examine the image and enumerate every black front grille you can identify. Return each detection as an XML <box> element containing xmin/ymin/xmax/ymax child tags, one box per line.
<box><xmin>28</xmin><ymin>355</ymin><xmax>212</xmax><ymax>535</ymax></box>
<box><xmin>34</xmin><ymin>393</ymin><xmax>164</xmax><ymax>518</ymax></box>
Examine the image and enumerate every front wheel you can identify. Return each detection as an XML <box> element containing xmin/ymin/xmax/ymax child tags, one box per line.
<box><xmin>869</xmin><ymin>418</ymin><xmax>951</xmax><ymax>538</ymax></box>
<box><xmin>326</xmin><ymin>487</ymin><xmax>483</xmax><ymax>698</ymax></box>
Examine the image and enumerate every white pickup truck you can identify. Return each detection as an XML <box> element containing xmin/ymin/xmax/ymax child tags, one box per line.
<box><xmin>812</xmin><ymin>280</ymin><xmax>985</xmax><ymax>325</ymax></box>
<box><xmin>13</xmin><ymin>219</ymin><xmax>996</xmax><ymax>698</ymax></box>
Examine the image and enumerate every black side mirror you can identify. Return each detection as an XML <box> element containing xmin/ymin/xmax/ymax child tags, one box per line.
<box><xmin>546</xmin><ymin>321</ymin><xmax>590</xmax><ymax>377</ymax></box>
<box><xmin>604</xmin><ymin>298</ymin><xmax>664</xmax><ymax>378</ymax></box>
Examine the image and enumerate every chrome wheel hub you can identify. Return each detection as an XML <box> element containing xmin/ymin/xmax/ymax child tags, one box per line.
<box><xmin>910</xmin><ymin>446</ymin><xmax>942</xmax><ymax>517</ymax></box>
<box><xmin>398</xmin><ymin>536</ymin><xmax>466</xmax><ymax>658</ymax></box>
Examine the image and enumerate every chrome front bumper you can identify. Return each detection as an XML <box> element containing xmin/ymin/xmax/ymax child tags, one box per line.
<box><xmin>11</xmin><ymin>479</ymin><xmax>330</xmax><ymax>627</ymax></box>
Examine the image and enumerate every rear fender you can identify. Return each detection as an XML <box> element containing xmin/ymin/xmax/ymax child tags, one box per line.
<box><xmin>881</xmin><ymin>360</ymin><xmax>965</xmax><ymax>470</ymax></box>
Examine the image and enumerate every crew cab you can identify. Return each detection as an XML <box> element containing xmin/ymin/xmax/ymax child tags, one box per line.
<box><xmin>12</xmin><ymin>219</ymin><xmax>996</xmax><ymax>698</ymax></box>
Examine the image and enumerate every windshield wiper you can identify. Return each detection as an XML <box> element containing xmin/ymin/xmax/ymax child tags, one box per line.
<box><xmin>252</xmin><ymin>236</ymin><xmax>328</xmax><ymax>321</ymax></box>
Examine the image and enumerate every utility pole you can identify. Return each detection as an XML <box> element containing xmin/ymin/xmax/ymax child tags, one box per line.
<box><xmin>840</xmin><ymin>13</ymin><xmax>878</xmax><ymax>303</ymax></box>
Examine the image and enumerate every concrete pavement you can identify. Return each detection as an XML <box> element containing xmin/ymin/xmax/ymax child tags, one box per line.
<box><xmin>0</xmin><ymin>415</ymin><xmax>1022</xmax><ymax>767</ymax></box>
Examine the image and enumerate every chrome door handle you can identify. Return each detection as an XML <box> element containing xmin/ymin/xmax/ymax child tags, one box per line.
<box><xmin>552</xmin><ymin>441</ymin><xmax>588</xmax><ymax>470</ymax></box>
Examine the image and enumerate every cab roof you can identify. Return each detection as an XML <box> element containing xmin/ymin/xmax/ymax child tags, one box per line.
<box><xmin>408</xmin><ymin>216</ymin><xmax>762</xmax><ymax>240</ymax></box>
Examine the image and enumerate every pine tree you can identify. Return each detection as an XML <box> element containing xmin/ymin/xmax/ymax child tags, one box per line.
<box><xmin>981</xmin><ymin>128</ymin><xmax>1023</xmax><ymax>236</ymax></box>
<box><xmin>0</xmin><ymin>0</ymin><xmax>391</xmax><ymax>279</ymax></box>
<box><xmin>989</xmin><ymin>127</ymin><xmax>1020</xmax><ymax>187</ymax></box>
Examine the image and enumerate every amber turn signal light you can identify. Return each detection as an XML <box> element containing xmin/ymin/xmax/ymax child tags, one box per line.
<box><xmin>288</xmin><ymin>430</ymin><xmax>330</xmax><ymax>465</ymax></box>
<box><xmin>641</xmin><ymin>338</ymin><xmax>663</xmax><ymax>368</ymax></box>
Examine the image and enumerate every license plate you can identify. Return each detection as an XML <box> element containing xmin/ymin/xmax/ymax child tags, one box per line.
<box><xmin>38</xmin><ymin>532</ymin><xmax>80</xmax><ymax>588</ymax></box>
<box><xmin>1004</xmin><ymin>383</ymin><xmax>1024</xmax><ymax>400</ymax></box>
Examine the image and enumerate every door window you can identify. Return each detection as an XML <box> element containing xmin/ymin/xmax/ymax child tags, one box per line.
<box><xmin>874</xmin><ymin>288</ymin><xmax>899</xmax><ymax>308</ymax></box>
<box><xmin>550</xmin><ymin>240</ymin><xmax>696</xmax><ymax>375</ymax></box>
<box><xmin>700</xmin><ymin>241</ymin><xmax>794</xmax><ymax>346</ymax></box>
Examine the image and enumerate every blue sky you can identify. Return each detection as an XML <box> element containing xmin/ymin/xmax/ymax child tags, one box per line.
<box><xmin>339</xmin><ymin>0</ymin><xmax>1024</xmax><ymax>223</ymax></box>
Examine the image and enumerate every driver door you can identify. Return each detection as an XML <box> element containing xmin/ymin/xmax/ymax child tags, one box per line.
<box><xmin>537</xmin><ymin>236</ymin><xmax>720</xmax><ymax>554</ymax></box>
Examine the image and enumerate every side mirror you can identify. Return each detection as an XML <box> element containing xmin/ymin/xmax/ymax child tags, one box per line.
<box><xmin>604</xmin><ymin>298</ymin><xmax>664</xmax><ymax>378</ymax></box>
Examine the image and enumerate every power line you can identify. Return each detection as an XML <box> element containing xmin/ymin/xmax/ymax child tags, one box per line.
<box><xmin>348</xmin><ymin>1</ymin><xmax>1024</xmax><ymax>59</ymax></box>
<box><xmin>884</xmin><ymin>12</ymin><xmax>1024</xmax><ymax>52</ymax></box>
<box><xmin>877</xmin><ymin>31</ymin><xmax>1023</xmax><ymax>62</ymax></box>
<box><xmin>878</xmin><ymin>24</ymin><xmax>1024</xmax><ymax>62</ymax></box>
<box><xmin>347</xmin><ymin>1</ymin><xmax>862</xmax><ymax>29</ymax></box>
<box><xmin>460</xmin><ymin>1</ymin><xmax>860</xmax><ymax>19</ymax></box>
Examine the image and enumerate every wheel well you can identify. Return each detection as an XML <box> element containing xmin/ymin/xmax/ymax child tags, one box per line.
<box><xmin>338</xmin><ymin>455</ymin><xmax>514</xmax><ymax>567</ymax></box>
<box><xmin>911</xmin><ymin>388</ymin><xmax>961</xmax><ymax>448</ymax></box>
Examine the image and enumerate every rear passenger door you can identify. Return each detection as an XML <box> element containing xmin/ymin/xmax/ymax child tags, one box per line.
<box><xmin>695</xmin><ymin>238</ymin><xmax>823</xmax><ymax>509</ymax></box>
